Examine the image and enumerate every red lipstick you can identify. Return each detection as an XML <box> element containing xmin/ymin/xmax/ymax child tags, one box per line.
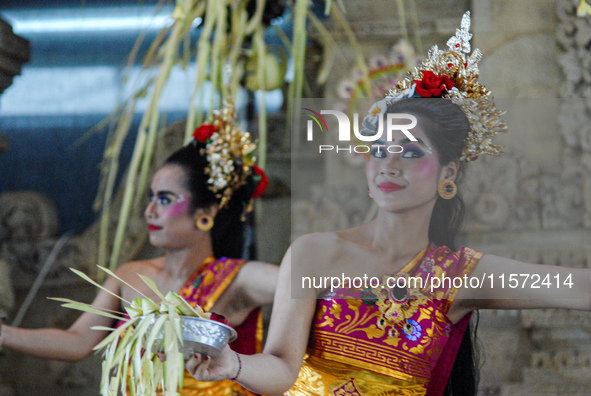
<box><xmin>379</xmin><ymin>182</ymin><xmax>403</xmax><ymax>193</ymax></box>
<box><xmin>148</xmin><ymin>224</ymin><xmax>162</xmax><ymax>232</ymax></box>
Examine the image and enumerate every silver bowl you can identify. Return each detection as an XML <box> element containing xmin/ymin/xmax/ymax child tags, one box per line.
<box><xmin>145</xmin><ymin>315</ymin><xmax>237</xmax><ymax>358</ymax></box>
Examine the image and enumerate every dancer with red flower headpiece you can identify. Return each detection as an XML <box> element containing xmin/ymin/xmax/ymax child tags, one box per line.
<box><xmin>0</xmin><ymin>104</ymin><xmax>278</xmax><ymax>396</ymax></box>
<box><xmin>184</xmin><ymin>12</ymin><xmax>591</xmax><ymax>396</ymax></box>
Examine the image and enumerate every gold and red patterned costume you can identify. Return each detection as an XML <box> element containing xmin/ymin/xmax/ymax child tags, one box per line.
<box><xmin>287</xmin><ymin>245</ymin><xmax>482</xmax><ymax>396</ymax></box>
<box><xmin>176</xmin><ymin>256</ymin><xmax>263</xmax><ymax>396</ymax></box>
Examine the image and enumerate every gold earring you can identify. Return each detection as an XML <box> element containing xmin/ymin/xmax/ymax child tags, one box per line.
<box><xmin>196</xmin><ymin>214</ymin><xmax>214</xmax><ymax>231</ymax></box>
<box><xmin>438</xmin><ymin>179</ymin><xmax>457</xmax><ymax>200</ymax></box>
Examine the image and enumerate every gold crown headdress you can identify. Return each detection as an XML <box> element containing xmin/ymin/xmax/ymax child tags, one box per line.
<box><xmin>190</xmin><ymin>102</ymin><xmax>268</xmax><ymax>209</ymax></box>
<box><xmin>364</xmin><ymin>11</ymin><xmax>507</xmax><ymax>162</ymax></box>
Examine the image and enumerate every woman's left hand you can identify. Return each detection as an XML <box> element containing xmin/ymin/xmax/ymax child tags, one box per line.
<box><xmin>185</xmin><ymin>345</ymin><xmax>239</xmax><ymax>382</ymax></box>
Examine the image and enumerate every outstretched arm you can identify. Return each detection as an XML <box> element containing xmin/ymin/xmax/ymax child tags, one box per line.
<box><xmin>451</xmin><ymin>254</ymin><xmax>591</xmax><ymax>320</ymax></box>
<box><xmin>186</xmin><ymin>244</ymin><xmax>318</xmax><ymax>394</ymax></box>
<box><xmin>0</xmin><ymin>274</ymin><xmax>122</xmax><ymax>362</ymax></box>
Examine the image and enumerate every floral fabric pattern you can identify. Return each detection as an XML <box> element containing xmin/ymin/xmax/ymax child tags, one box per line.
<box><xmin>287</xmin><ymin>245</ymin><xmax>483</xmax><ymax>396</ymax></box>
<box><xmin>177</xmin><ymin>256</ymin><xmax>264</xmax><ymax>396</ymax></box>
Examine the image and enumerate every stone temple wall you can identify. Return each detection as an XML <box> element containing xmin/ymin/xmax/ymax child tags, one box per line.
<box><xmin>469</xmin><ymin>1</ymin><xmax>591</xmax><ymax>394</ymax></box>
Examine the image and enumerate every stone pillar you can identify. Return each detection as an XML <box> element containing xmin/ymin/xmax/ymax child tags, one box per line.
<box><xmin>466</xmin><ymin>1</ymin><xmax>591</xmax><ymax>394</ymax></box>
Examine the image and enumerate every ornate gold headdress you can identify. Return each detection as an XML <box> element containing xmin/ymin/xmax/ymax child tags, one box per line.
<box><xmin>364</xmin><ymin>11</ymin><xmax>507</xmax><ymax>162</ymax></box>
<box><xmin>190</xmin><ymin>102</ymin><xmax>268</xmax><ymax>209</ymax></box>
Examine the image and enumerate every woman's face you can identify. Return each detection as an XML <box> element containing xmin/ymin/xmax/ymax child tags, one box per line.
<box><xmin>144</xmin><ymin>164</ymin><xmax>198</xmax><ymax>249</ymax></box>
<box><xmin>365</xmin><ymin>121</ymin><xmax>454</xmax><ymax>214</ymax></box>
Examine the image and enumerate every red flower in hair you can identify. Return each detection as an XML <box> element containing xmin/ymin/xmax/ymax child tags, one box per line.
<box><xmin>414</xmin><ymin>71</ymin><xmax>454</xmax><ymax>97</ymax></box>
<box><xmin>193</xmin><ymin>124</ymin><xmax>216</xmax><ymax>142</ymax></box>
<box><xmin>251</xmin><ymin>164</ymin><xmax>269</xmax><ymax>199</ymax></box>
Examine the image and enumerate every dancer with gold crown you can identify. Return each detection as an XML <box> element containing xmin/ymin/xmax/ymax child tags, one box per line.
<box><xmin>0</xmin><ymin>104</ymin><xmax>278</xmax><ymax>396</ymax></box>
<box><xmin>185</xmin><ymin>12</ymin><xmax>591</xmax><ymax>396</ymax></box>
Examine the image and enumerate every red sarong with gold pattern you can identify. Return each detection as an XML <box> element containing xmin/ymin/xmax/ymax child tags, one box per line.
<box><xmin>287</xmin><ymin>245</ymin><xmax>482</xmax><ymax>396</ymax></box>
<box><xmin>175</xmin><ymin>256</ymin><xmax>263</xmax><ymax>396</ymax></box>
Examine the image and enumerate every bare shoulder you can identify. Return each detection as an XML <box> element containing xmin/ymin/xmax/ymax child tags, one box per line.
<box><xmin>291</xmin><ymin>232</ymin><xmax>341</xmax><ymax>263</ymax></box>
<box><xmin>292</xmin><ymin>231</ymin><xmax>341</xmax><ymax>251</ymax></box>
<box><xmin>114</xmin><ymin>257</ymin><xmax>164</xmax><ymax>282</ymax></box>
<box><xmin>110</xmin><ymin>258</ymin><xmax>167</xmax><ymax>302</ymax></box>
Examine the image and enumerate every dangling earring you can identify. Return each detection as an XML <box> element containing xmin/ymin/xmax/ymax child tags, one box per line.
<box><xmin>196</xmin><ymin>214</ymin><xmax>214</xmax><ymax>231</ymax></box>
<box><xmin>438</xmin><ymin>179</ymin><xmax>457</xmax><ymax>200</ymax></box>
<box><xmin>368</xmin><ymin>188</ymin><xmax>373</xmax><ymax>199</ymax></box>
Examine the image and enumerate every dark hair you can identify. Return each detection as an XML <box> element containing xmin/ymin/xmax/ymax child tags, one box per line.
<box><xmin>445</xmin><ymin>312</ymin><xmax>481</xmax><ymax>396</ymax></box>
<box><xmin>163</xmin><ymin>142</ymin><xmax>255</xmax><ymax>259</ymax></box>
<box><xmin>386</xmin><ymin>98</ymin><xmax>469</xmax><ymax>250</ymax></box>
<box><xmin>387</xmin><ymin>98</ymin><xmax>478</xmax><ymax>396</ymax></box>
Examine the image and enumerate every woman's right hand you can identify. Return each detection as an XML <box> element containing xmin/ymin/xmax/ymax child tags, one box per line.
<box><xmin>185</xmin><ymin>345</ymin><xmax>239</xmax><ymax>382</ymax></box>
<box><xmin>185</xmin><ymin>241</ymin><xmax>322</xmax><ymax>394</ymax></box>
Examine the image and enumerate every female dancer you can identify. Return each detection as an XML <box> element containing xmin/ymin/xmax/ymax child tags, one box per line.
<box><xmin>0</xmin><ymin>106</ymin><xmax>278</xmax><ymax>396</ymax></box>
<box><xmin>184</xmin><ymin>12</ymin><xmax>590</xmax><ymax>396</ymax></box>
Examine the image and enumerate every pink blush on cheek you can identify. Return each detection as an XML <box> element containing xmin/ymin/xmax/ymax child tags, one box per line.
<box><xmin>415</xmin><ymin>157</ymin><xmax>440</xmax><ymax>180</ymax></box>
<box><xmin>164</xmin><ymin>199</ymin><xmax>190</xmax><ymax>218</ymax></box>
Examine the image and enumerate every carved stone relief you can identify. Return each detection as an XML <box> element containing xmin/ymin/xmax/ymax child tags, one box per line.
<box><xmin>0</xmin><ymin>191</ymin><xmax>63</xmax><ymax>310</ymax></box>
<box><xmin>0</xmin><ymin>191</ymin><xmax>87</xmax><ymax>287</ymax></box>
<box><xmin>485</xmin><ymin>3</ymin><xmax>591</xmax><ymax>393</ymax></box>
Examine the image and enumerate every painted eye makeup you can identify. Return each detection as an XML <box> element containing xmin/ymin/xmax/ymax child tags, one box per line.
<box><xmin>157</xmin><ymin>193</ymin><xmax>174</xmax><ymax>205</ymax></box>
<box><xmin>148</xmin><ymin>191</ymin><xmax>185</xmax><ymax>205</ymax></box>
<box><xmin>400</xmin><ymin>144</ymin><xmax>426</xmax><ymax>159</ymax></box>
<box><xmin>398</xmin><ymin>138</ymin><xmax>433</xmax><ymax>159</ymax></box>
<box><xmin>370</xmin><ymin>144</ymin><xmax>388</xmax><ymax>158</ymax></box>
<box><xmin>369</xmin><ymin>139</ymin><xmax>433</xmax><ymax>160</ymax></box>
